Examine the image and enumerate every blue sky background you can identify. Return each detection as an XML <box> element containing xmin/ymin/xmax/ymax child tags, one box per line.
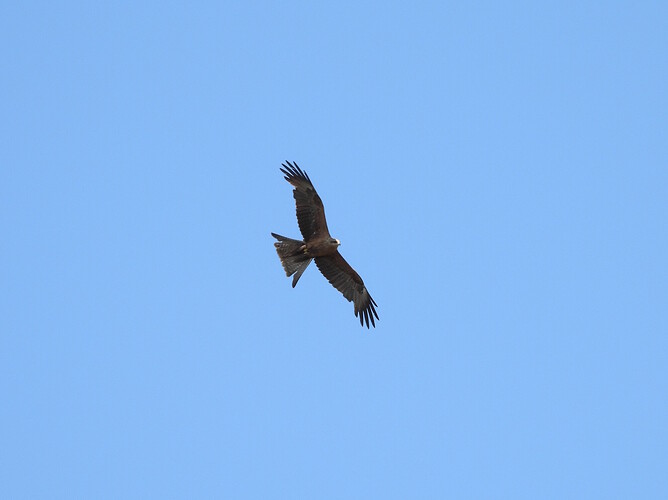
<box><xmin>2</xmin><ymin>1</ymin><xmax>667</xmax><ymax>498</ymax></box>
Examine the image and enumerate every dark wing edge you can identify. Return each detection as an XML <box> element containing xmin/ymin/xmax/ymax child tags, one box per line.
<box><xmin>280</xmin><ymin>160</ymin><xmax>312</xmax><ymax>185</ymax></box>
<box><xmin>314</xmin><ymin>253</ymin><xmax>379</xmax><ymax>328</ymax></box>
<box><xmin>280</xmin><ymin>161</ymin><xmax>330</xmax><ymax>241</ymax></box>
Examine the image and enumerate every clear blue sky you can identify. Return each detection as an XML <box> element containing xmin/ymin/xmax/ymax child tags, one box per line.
<box><xmin>2</xmin><ymin>1</ymin><xmax>667</xmax><ymax>498</ymax></box>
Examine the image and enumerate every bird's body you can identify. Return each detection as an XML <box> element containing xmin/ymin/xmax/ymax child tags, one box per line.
<box><xmin>305</xmin><ymin>237</ymin><xmax>340</xmax><ymax>257</ymax></box>
<box><xmin>272</xmin><ymin>161</ymin><xmax>379</xmax><ymax>328</ymax></box>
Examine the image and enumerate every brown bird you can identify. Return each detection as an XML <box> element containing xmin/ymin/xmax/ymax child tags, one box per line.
<box><xmin>272</xmin><ymin>161</ymin><xmax>379</xmax><ymax>328</ymax></box>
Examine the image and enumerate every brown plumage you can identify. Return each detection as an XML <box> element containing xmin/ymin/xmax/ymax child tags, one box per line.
<box><xmin>272</xmin><ymin>161</ymin><xmax>379</xmax><ymax>328</ymax></box>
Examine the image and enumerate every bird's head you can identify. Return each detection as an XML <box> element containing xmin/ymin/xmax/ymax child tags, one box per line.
<box><xmin>330</xmin><ymin>238</ymin><xmax>341</xmax><ymax>247</ymax></box>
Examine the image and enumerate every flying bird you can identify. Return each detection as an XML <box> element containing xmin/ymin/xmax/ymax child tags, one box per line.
<box><xmin>272</xmin><ymin>161</ymin><xmax>379</xmax><ymax>328</ymax></box>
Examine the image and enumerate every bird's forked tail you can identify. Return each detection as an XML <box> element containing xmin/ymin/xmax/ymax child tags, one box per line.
<box><xmin>271</xmin><ymin>233</ymin><xmax>313</xmax><ymax>287</ymax></box>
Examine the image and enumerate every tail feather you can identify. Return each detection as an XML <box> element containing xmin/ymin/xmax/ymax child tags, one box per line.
<box><xmin>271</xmin><ymin>233</ymin><xmax>313</xmax><ymax>287</ymax></box>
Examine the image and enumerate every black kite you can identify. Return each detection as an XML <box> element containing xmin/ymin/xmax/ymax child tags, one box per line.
<box><xmin>272</xmin><ymin>161</ymin><xmax>379</xmax><ymax>328</ymax></box>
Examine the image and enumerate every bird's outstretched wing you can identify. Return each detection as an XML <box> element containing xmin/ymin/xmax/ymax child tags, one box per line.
<box><xmin>315</xmin><ymin>252</ymin><xmax>379</xmax><ymax>328</ymax></box>
<box><xmin>280</xmin><ymin>161</ymin><xmax>330</xmax><ymax>241</ymax></box>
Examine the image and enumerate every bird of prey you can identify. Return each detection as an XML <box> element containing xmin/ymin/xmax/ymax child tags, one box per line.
<box><xmin>272</xmin><ymin>161</ymin><xmax>379</xmax><ymax>328</ymax></box>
